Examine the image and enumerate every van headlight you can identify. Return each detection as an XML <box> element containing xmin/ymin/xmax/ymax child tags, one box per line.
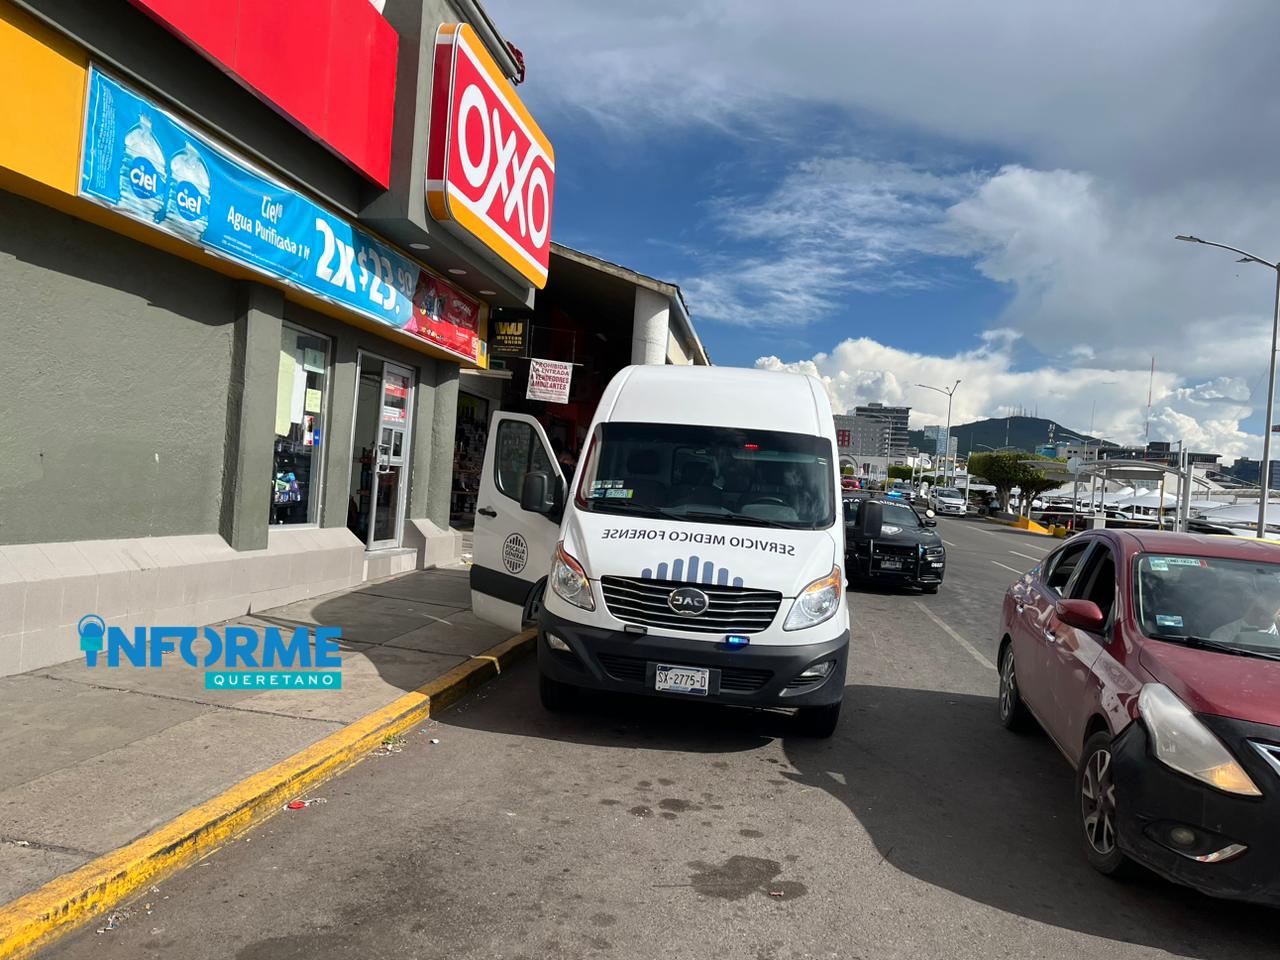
<box><xmin>549</xmin><ymin>542</ymin><xmax>595</xmax><ymax>611</ymax></box>
<box><xmin>783</xmin><ymin>565</ymin><xmax>842</xmax><ymax>631</ymax></box>
<box><xmin>1138</xmin><ymin>684</ymin><xmax>1261</xmax><ymax>797</ymax></box>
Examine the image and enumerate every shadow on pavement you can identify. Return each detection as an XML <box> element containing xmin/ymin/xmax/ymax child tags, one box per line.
<box><xmin>444</xmin><ymin>662</ymin><xmax>1274</xmax><ymax>956</ymax></box>
<box><xmin>246</xmin><ymin>567</ymin><xmax>514</xmax><ymax>696</ymax></box>
<box><xmin>438</xmin><ymin>660</ymin><xmax>780</xmax><ymax>754</ymax></box>
<box><xmin>781</xmin><ymin>683</ymin><xmax>1278</xmax><ymax>958</ymax></box>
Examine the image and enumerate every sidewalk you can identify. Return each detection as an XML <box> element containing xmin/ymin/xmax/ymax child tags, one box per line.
<box><xmin>0</xmin><ymin>561</ymin><xmax>513</xmax><ymax>909</ymax></box>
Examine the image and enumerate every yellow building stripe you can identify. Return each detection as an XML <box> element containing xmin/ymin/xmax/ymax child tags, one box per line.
<box><xmin>0</xmin><ymin>629</ymin><xmax>536</xmax><ymax>960</ymax></box>
<box><xmin>0</xmin><ymin>0</ymin><xmax>88</xmax><ymax>194</ymax></box>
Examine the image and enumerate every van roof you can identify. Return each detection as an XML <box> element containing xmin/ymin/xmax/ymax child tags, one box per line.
<box><xmin>604</xmin><ymin>365</ymin><xmax>830</xmax><ymax>434</ymax></box>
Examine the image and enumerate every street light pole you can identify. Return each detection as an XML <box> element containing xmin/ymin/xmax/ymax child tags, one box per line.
<box><xmin>916</xmin><ymin>380</ymin><xmax>962</xmax><ymax>486</ymax></box>
<box><xmin>1176</xmin><ymin>235</ymin><xmax>1280</xmax><ymax>539</ymax></box>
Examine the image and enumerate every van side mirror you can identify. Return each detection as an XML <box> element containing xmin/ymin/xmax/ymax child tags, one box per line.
<box><xmin>520</xmin><ymin>471</ymin><xmax>556</xmax><ymax>515</ymax></box>
<box><xmin>858</xmin><ymin>499</ymin><xmax>884</xmax><ymax>539</ymax></box>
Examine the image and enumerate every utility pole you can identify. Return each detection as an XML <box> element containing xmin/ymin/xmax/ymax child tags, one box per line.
<box><xmin>1176</xmin><ymin>235</ymin><xmax>1280</xmax><ymax>539</ymax></box>
<box><xmin>916</xmin><ymin>380</ymin><xmax>962</xmax><ymax>486</ymax></box>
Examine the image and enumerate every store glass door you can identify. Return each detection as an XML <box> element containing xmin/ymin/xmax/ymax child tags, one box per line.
<box><xmin>348</xmin><ymin>355</ymin><xmax>413</xmax><ymax>550</ymax></box>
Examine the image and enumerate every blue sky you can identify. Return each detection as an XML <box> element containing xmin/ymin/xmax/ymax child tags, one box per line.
<box><xmin>487</xmin><ymin>0</ymin><xmax>1280</xmax><ymax>460</ymax></box>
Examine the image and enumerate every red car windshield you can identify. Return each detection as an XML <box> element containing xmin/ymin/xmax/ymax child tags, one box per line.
<box><xmin>1135</xmin><ymin>553</ymin><xmax>1280</xmax><ymax>658</ymax></box>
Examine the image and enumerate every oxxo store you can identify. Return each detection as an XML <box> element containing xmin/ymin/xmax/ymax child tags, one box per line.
<box><xmin>0</xmin><ymin>1</ymin><xmax>553</xmax><ymax>677</ymax></box>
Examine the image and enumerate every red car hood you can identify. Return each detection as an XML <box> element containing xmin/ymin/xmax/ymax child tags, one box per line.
<box><xmin>1140</xmin><ymin>641</ymin><xmax>1280</xmax><ymax>728</ymax></box>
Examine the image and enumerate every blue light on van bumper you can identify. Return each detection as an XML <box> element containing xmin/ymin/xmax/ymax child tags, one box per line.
<box><xmin>726</xmin><ymin>634</ymin><xmax>750</xmax><ymax>648</ymax></box>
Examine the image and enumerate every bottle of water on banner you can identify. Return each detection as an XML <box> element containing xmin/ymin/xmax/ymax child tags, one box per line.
<box><xmin>117</xmin><ymin>114</ymin><xmax>166</xmax><ymax>222</ymax></box>
<box><xmin>164</xmin><ymin>142</ymin><xmax>211</xmax><ymax>242</ymax></box>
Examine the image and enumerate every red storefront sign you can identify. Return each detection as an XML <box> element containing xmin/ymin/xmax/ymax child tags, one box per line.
<box><xmin>405</xmin><ymin>273</ymin><xmax>482</xmax><ymax>362</ymax></box>
<box><xmin>427</xmin><ymin>23</ymin><xmax>555</xmax><ymax>289</ymax></box>
<box><xmin>127</xmin><ymin>0</ymin><xmax>398</xmax><ymax>187</ymax></box>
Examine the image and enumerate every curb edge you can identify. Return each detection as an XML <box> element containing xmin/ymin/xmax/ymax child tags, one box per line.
<box><xmin>0</xmin><ymin>628</ymin><xmax>537</xmax><ymax>960</ymax></box>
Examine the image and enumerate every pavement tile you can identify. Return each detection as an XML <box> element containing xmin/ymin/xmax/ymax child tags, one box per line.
<box><xmin>356</xmin><ymin>569</ymin><xmax>472</xmax><ymax>606</ymax></box>
<box><xmin>261</xmin><ymin>593</ymin><xmax>460</xmax><ymax>644</ymax></box>
<box><xmin>385</xmin><ymin>611</ymin><xmax>516</xmax><ymax>658</ymax></box>
<box><xmin>0</xmin><ymin>707</ymin><xmax>339</xmax><ymax>854</ymax></box>
<box><xmin>0</xmin><ymin>676</ymin><xmax>214</xmax><ymax>792</ymax></box>
<box><xmin>234</xmin><ymin>646</ymin><xmax>467</xmax><ymax>723</ymax></box>
<box><xmin>0</xmin><ymin>841</ymin><xmax>92</xmax><ymax>908</ymax></box>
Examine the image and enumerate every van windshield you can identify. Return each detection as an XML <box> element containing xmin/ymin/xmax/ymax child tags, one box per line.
<box><xmin>578</xmin><ymin>423</ymin><xmax>835</xmax><ymax>529</ymax></box>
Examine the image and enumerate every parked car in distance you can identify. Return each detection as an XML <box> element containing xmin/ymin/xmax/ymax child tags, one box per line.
<box><xmin>996</xmin><ymin>530</ymin><xmax>1280</xmax><ymax>906</ymax></box>
<box><xmin>931</xmin><ymin>487</ymin><xmax>967</xmax><ymax>516</ymax></box>
<box><xmin>844</xmin><ymin>496</ymin><xmax>945</xmax><ymax>593</ymax></box>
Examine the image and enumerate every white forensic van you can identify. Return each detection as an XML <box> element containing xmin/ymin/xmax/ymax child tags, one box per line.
<box><xmin>469</xmin><ymin>365</ymin><xmax>881</xmax><ymax>737</ymax></box>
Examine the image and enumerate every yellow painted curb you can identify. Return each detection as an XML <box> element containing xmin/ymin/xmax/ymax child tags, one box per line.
<box><xmin>0</xmin><ymin>628</ymin><xmax>537</xmax><ymax>960</ymax></box>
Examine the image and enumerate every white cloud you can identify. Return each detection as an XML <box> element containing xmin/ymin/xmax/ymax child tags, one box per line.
<box><xmin>756</xmin><ymin>335</ymin><xmax>1261</xmax><ymax>460</ymax></box>
<box><xmin>485</xmin><ymin>0</ymin><xmax>1280</xmax><ymax>458</ymax></box>
<box><xmin>493</xmin><ymin>0</ymin><xmax>1280</xmax><ymax>184</ymax></box>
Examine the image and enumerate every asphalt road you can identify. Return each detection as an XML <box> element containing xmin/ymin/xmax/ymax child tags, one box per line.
<box><xmin>44</xmin><ymin>519</ymin><xmax>1278</xmax><ymax>960</ymax></box>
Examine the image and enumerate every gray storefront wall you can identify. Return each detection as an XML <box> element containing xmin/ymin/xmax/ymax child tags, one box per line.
<box><xmin>0</xmin><ymin>188</ymin><xmax>462</xmax><ymax>677</ymax></box>
<box><xmin>0</xmin><ymin>0</ymin><xmax>536</xmax><ymax>677</ymax></box>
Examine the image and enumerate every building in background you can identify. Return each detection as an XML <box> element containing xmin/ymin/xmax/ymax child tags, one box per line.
<box><xmin>1223</xmin><ymin>458</ymin><xmax>1280</xmax><ymax>488</ymax></box>
<box><xmin>850</xmin><ymin>416</ymin><xmax>892</xmax><ymax>457</ymax></box>
<box><xmin>854</xmin><ymin>403</ymin><xmax>910</xmax><ymax>456</ymax></box>
<box><xmin>1097</xmin><ymin>443</ymin><xmax>1220</xmax><ymax>469</ymax></box>
<box><xmin>922</xmin><ymin>425</ymin><xmax>957</xmax><ymax>459</ymax></box>
<box><xmin>449</xmin><ymin>244</ymin><xmax>709</xmax><ymax>525</ymax></box>
<box><xmin>0</xmin><ymin>0</ymin><xmax>553</xmax><ymax>676</ymax></box>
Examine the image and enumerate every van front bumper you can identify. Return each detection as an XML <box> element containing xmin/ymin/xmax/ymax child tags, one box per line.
<box><xmin>537</xmin><ymin>608</ymin><xmax>848</xmax><ymax>707</ymax></box>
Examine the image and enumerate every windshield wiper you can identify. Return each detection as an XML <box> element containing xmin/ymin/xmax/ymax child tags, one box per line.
<box><xmin>678</xmin><ymin>510</ymin><xmax>797</xmax><ymax>529</ymax></box>
<box><xmin>1152</xmin><ymin>634</ymin><xmax>1280</xmax><ymax>662</ymax></box>
<box><xmin>586</xmin><ymin>499</ymin><xmax>670</xmax><ymax>518</ymax></box>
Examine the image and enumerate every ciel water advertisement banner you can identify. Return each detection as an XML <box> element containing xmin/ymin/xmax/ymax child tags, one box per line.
<box><xmin>78</xmin><ymin>66</ymin><xmax>482</xmax><ymax>363</ymax></box>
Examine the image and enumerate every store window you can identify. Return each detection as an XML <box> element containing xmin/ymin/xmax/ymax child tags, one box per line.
<box><xmin>272</xmin><ymin>325</ymin><xmax>329</xmax><ymax>524</ymax></box>
<box><xmin>452</xmin><ymin>393</ymin><xmax>489</xmax><ymax>524</ymax></box>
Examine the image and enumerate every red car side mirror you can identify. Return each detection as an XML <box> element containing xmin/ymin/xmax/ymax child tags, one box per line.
<box><xmin>1056</xmin><ymin>598</ymin><xmax>1106</xmax><ymax>632</ymax></box>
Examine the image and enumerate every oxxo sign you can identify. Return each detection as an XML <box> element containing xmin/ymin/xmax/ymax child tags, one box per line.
<box><xmin>427</xmin><ymin>23</ymin><xmax>555</xmax><ymax>289</ymax></box>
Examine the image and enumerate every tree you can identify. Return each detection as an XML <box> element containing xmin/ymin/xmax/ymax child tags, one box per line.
<box><xmin>968</xmin><ymin>452</ymin><xmax>1061</xmax><ymax>515</ymax></box>
<box><xmin>887</xmin><ymin>465</ymin><xmax>914</xmax><ymax>481</ymax></box>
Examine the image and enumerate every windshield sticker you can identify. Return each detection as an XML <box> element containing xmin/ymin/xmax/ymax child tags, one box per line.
<box><xmin>1156</xmin><ymin>557</ymin><xmax>1207</xmax><ymax>568</ymax></box>
<box><xmin>591</xmin><ymin>480</ymin><xmax>625</xmax><ymax>496</ymax></box>
<box><xmin>1147</xmin><ymin>558</ymin><xmax>1169</xmax><ymax>571</ymax></box>
<box><xmin>604</xmin><ymin>489</ymin><xmax>634</xmax><ymax>499</ymax></box>
<box><xmin>1155</xmin><ymin>614</ymin><xmax>1184</xmax><ymax>628</ymax></box>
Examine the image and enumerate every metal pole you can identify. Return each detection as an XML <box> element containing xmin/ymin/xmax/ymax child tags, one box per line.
<box><xmin>1258</xmin><ymin>267</ymin><xmax>1280</xmax><ymax>539</ymax></box>
<box><xmin>944</xmin><ymin>391</ymin><xmax>953</xmax><ymax>486</ymax></box>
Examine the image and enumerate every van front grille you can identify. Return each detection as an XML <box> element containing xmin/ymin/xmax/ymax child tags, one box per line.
<box><xmin>599</xmin><ymin>577</ymin><xmax>782</xmax><ymax>634</ymax></box>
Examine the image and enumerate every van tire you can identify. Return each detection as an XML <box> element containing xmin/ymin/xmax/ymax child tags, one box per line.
<box><xmin>539</xmin><ymin>672</ymin><xmax>575</xmax><ymax>713</ymax></box>
<box><xmin>797</xmin><ymin>701</ymin><xmax>841</xmax><ymax>738</ymax></box>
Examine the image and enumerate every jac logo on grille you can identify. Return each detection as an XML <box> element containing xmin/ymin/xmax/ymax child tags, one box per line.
<box><xmin>668</xmin><ymin>587</ymin><xmax>710</xmax><ymax>616</ymax></box>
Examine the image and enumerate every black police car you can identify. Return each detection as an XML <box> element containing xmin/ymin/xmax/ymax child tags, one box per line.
<box><xmin>844</xmin><ymin>496</ymin><xmax>946</xmax><ymax>593</ymax></box>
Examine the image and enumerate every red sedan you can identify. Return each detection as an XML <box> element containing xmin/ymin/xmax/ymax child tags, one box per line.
<box><xmin>997</xmin><ymin>529</ymin><xmax>1280</xmax><ymax>905</ymax></box>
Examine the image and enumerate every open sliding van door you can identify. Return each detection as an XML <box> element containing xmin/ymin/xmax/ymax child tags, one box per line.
<box><xmin>470</xmin><ymin>413</ymin><xmax>566</xmax><ymax>631</ymax></box>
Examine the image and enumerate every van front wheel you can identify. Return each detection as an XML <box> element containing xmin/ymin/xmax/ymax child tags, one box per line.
<box><xmin>797</xmin><ymin>701</ymin><xmax>841</xmax><ymax>738</ymax></box>
<box><xmin>539</xmin><ymin>673</ymin><xmax>576</xmax><ymax>713</ymax></box>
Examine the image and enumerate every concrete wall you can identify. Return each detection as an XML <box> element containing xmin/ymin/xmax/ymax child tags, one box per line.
<box><xmin>0</xmin><ymin>188</ymin><xmax>235</xmax><ymax>545</ymax></box>
<box><xmin>632</xmin><ymin>287</ymin><xmax>670</xmax><ymax>366</ymax></box>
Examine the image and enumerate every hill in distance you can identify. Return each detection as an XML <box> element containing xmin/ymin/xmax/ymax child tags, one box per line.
<box><xmin>907</xmin><ymin>416</ymin><xmax>1112</xmax><ymax>456</ymax></box>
